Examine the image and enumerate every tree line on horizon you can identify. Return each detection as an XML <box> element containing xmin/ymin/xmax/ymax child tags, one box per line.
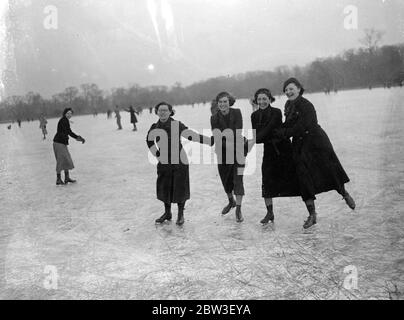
<box><xmin>1</xmin><ymin>40</ymin><xmax>403</xmax><ymax>123</ymax></box>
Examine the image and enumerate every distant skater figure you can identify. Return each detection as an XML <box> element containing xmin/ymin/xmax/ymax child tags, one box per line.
<box><xmin>250</xmin><ymin>88</ymin><xmax>300</xmax><ymax>224</ymax></box>
<box><xmin>106</xmin><ymin>109</ymin><xmax>112</xmax><ymax>119</ymax></box>
<box><xmin>39</xmin><ymin>114</ymin><xmax>48</xmax><ymax>140</ymax></box>
<box><xmin>274</xmin><ymin>78</ymin><xmax>356</xmax><ymax>229</ymax></box>
<box><xmin>53</xmin><ymin>108</ymin><xmax>85</xmax><ymax>185</ymax></box>
<box><xmin>17</xmin><ymin>119</ymin><xmax>21</xmax><ymax>128</ymax></box>
<box><xmin>146</xmin><ymin>102</ymin><xmax>212</xmax><ymax>225</ymax></box>
<box><xmin>125</xmin><ymin>105</ymin><xmax>139</xmax><ymax>131</ymax></box>
<box><xmin>114</xmin><ymin>105</ymin><xmax>122</xmax><ymax>130</ymax></box>
<box><xmin>211</xmin><ymin>92</ymin><xmax>247</xmax><ymax>223</ymax></box>
<box><xmin>149</xmin><ymin>107</ymin><xmax>153</xmax><ymax>114</ymax></box>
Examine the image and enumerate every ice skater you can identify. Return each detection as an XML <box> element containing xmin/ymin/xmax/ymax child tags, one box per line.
<box><xmin>211</xmin><ymin>92</ymin><xmax>247</xmax><ymax>223</ymax></box>
<box><xmin>39</xmin><ymin>114</ymin><xmax>48</xmax><ymax>140</ymax></box>
<box><xmin>53</xmin><ymin>108</ymin><xmax>85</xmax><ymax>185</ymax></box>
<box><xmin>125</xmin><ymin>105</ymin><xmax>139</xmax><ymax>131</ymax></box>
<box><xmin>114</xmin><ymin>105</ymin><xmax>122</xmax><ymax>130</ymax></box>
<box><xmin>146</xmin><ymin>102</ymin><xmax>212</xmax><ymax>225</ymax></box>
<box><xmin>274</xmin><ymin>78</ymin><xmax>356</xmax><ymax>229</ymax></box>
<box><xmin>249</xmin><ymin>88</ymin><xmax>300</xmax><ymax>224</ymax></box>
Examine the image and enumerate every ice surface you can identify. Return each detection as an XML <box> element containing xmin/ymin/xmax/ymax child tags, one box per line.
<box><xmin>0</xmin><ymin>88</ymin><xmax>403</xmax><ymax>299</ymax></box>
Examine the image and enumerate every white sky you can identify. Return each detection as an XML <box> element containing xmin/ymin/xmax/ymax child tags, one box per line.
<box><xmin>2</xmin><ymin>0</ymin><xmax>404</xmax><ymax>96</ymax></box>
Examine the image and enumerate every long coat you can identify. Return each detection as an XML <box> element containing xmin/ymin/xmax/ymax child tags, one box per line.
<box><xmin>146</xmin><ymin>117</ymin><xmax>208</xmax><ymax>204</ymax></box>
<box><xmin>276</xmin><ymin>95</ymin><xmax>349</xmax><ymax>201</ymax></box>
<box><xmin>251</xmin><ymin>106</ymin><xmax>300</xmax><ymax>198</ymax></box>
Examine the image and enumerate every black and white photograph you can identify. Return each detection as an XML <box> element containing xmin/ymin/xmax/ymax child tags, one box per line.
<box><xmin>0</xmin><ymin>0</ymin><xmax>403</xmax><ymax>304</ymax></box>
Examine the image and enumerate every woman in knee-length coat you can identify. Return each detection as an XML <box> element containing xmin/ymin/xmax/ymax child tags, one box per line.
<box><xmin>146</xmin><ymin>102</ymin><xmax>212</xmax><ymax>225</ymax></box>
<box><xmin>274</xmin><ymin>78</ymin><xmax>356</xmax><ymax>229</ymax></box>
<box><xmin>250</xmin><ymin>88</ymin><xmax>300</xmax><ymax>224</ymax></box>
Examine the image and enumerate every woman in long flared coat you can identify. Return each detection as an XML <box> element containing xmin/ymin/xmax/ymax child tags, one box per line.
<box><xmin>274</xmin><ymin>78</ymin><xmax>356</xmax><ymax>229</ymax></box>
<box><xmin>250</xmin><ymin>88</ymin><xmax>300</xmax><ymax>224</ymax></box>
<box><xmin>146</xmin><ymin>102</ymin><xmax>212</xmax><ymax>225</ymax></box>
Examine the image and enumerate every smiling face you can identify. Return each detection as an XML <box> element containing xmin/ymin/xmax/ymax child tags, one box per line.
<box><xmin>257</xmin><ymin>93</ymin><xmax>270</xmax><ymax>109</ymax></box>
<box><xmin>157</xmin><ymin>104</ymin><xmax>171</xmax><ymax>122</ymax></box>
<box><xmin>284</xmin><ymin>83</ymin><xmax>301</xmax><ymax>101</ymax></box>
<box><xmin>65</xmin><ymin>110</ymin><xmax>73</xmax><ymax>119</ymax></box>
<box><xmin>218</xmin><ymin>96</ymin><xmax>230</xmax><ymax>115</ymax></box>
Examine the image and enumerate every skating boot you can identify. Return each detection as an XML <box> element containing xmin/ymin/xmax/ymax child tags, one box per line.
<box><xmin>64</xmin><ymin>171</ymin><xmax>76</xmax><ymax>184</ymax></box>
<box><xmin>261</xmin><ymin>205</ymin><xmax>274</xmax><ymax>224</ymax></box>
<box><xmin>56</xmin><ymin>174</ymin><xmax>65</xmax><ymax>185</ymax></box>
<box><xmin>343</xmin><ymin>191</ymin><xmax>356</xmax><ymax>210</ymax></box>
<box><xmin>155</xmin><ymin>212</ymin><xmax>172</xmax><ymax>224</ymax></box>
<box><xmin>303</xmin><ymin>202</ymin><xmax>317</xmax><ymax>229</ymax></box>
<box><xmin>176</xmin><ymin>211</ymin><xmax>184</xmax><ymax>226</ymax></box>
<box><xmin>222</xmin><ymin>198</ymin><xmax>236</xmax><ymax>215</ymax></box>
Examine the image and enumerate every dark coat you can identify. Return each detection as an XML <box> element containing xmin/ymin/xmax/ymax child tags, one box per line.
<box><xmin>251</xmin><ymin>106</ymin><xmax>300</xmax><ymax>198</ymax></box>
<box><xmin>210</xmin><ymin>108</ymin><xmax>246</xmax><ymax>166</ymax></box>
<box><xmin>53</xmin><ymin>116</ymin><xmax>79</xmax><ymax>145</ymax></box>
<box><xmin>127</xmin><ymin>107</ymin><xmax>138</xmax><ymax>123</ymax></box>
<box><xmin>146</xmin><ymin>117</ymin><xmax>208</xmax><ymax>204</ymax></box>
<box><xmin>276</xmin><ymin>95</ymin><xmax>349</xmax><ymax>201</ymax></box>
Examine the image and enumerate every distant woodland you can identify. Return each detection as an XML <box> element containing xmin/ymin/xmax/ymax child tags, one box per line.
<box><xmin>1</xmin><ymin>38</ymin><xmax>403</xmax><ymax>122</ymax></box>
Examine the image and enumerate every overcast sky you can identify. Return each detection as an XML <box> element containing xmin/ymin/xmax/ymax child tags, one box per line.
<box><xmin>1</xmin><ymin>0</ymin><xmax>403</xmax><ymax>97</ymax></box>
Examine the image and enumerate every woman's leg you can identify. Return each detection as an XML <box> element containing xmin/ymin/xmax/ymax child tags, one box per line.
<box><xmin>303</xmin><ymin>198</ymin><xmax>317</xmax><ymax>229</ymax></box>
<box><xmin>155</xmin><ymin>202</ymin><xmax>172</xmax><ymax>223</ymax></box>
<box><xmin>234</xmin><ymin>166</ymin><xmax>245</xmax><ymax>222</ymax></box>
<box><xmin>339</xmin><ymin>185</ymin><xmax>356</xmax><ymax>210</ymax></box>
<box><xmin>56</xmin><ymin>170</ymin><xmax>64</xmax><ymax>185</ymax></box>
<box><xmin>176</xmin><ymin>202</ymin><xmax>185</xmax><ymax>225</ymax></box>
<box><xmin>64</xmin><ymin>170</ymin><xmax>76</xmax><ymax>184</ymax></box>
<box><xmin>261</xmin><ymin>198</ymin><xmax>274</xmax><ymax>224</ymax></box>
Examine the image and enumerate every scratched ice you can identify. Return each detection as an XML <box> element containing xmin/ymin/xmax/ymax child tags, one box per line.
<box><xmin>0</xmin><ymin>88</ymin><xmax>403</xmax><ymax>299</ymax></box>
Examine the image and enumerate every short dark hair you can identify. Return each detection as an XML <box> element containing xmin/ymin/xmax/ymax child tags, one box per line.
<box><xmin>283</xmin><ymin>77</ymin><xmax>305</xmax><ymax>95</ymax></box>
<box><xmin>253</xmin><ymin>88</ymin><xmax>276</xmax><ymax>104</ymax></box>
<box><xmin>154</xmin><ymin>101</ymin><xmax>175</xmax><ymax>116</ymax></box>
<box><xmin>63</xmin><ymin>108</ymin><xmax>73</xmax><ymax>116</ymax></box>
<box><xmin>215</xmin><ymin>92</ymin><xmax>236</xmax><ymax>106</ymax></box>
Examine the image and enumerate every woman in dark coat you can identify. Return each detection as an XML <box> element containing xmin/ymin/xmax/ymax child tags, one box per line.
<box><xmin>250</xmin><ymin>88</ymin><xmax>300</xmax><ymax>224</ymax></box>
<box><xmin>53</xmin><ymin>108</ymin><xmax>85</xmax><ymax>185</ymax></box>
<box><xmin>125</xmin><ymin>105</ymin><xmax>139</xmax><ymax>131</ymax></box>
<box><xmin>211</xmin><ymin>92</ymin><xmax>247</xmax><ymax>223</ymax></box>
<box><xmin>274</xmin><ymin>78</ymin><xmax>356</xmax><ymax>229</ymax></box>
<box><xmin>146</xmin><ymin>102</ymin><xmax>212</xmax><ymax>225</ymax></box>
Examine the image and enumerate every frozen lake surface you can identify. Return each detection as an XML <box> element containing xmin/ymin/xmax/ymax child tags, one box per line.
<box><xmin>0</xmin><ymin>88</ymin><xmax>403</xmax><ymax>299</ymax></box>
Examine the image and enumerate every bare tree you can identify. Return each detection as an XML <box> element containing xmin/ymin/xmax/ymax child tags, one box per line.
<box><xmin>360</xmin><ymin>28</ymin><xmax>385</xmax><ymax>54</ymax></box>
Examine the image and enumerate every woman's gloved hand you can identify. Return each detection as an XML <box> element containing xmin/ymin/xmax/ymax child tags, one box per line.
<box><xmin>77</xmin><ymin>136</ymin><xmax>86</xmax><ymax>144</ymax></box>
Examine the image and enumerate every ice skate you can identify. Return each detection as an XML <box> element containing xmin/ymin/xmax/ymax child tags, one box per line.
<box><xmin>155</xmin><ymin>212</ymin><xmax>172</xmax><ymax>224</ymax></box>
<box><xmin>222</xmin><ymin>199</ymin><xmax>236</xmax><ymax>215</ymax></box>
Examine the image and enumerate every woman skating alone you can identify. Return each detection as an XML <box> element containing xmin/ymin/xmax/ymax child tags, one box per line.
<box><xmin>274</xmin><ymin>78</ymin><xmax>356</xmax><ymax>229</ymax></box>
<box><xmin>211</xmin><ymin>92</ymin><xmax>247</xmax><ymax>223</ymax></box>
<box><xmin>250</xmin><ymin>88</ymin><xmax>300</xmax><ymax>224</ymax></box>
<box><xmin>53</xmin><ymin>108</ymin><xmax>85</xmax><ymax>185</ymax></box>
<box><xmin>125</xmin><ymin>105</ymin><xmax>139</xmax><ymax>131</ymax></box>
<box><xmin>39</xmin><ymin>114</ymin><xmax>48</xmax><ymax>140</ymax></box>
<box><xmin>146</xmin><ymin>102</ymin><xmax>212</xmax><ymax>225</ymax></box>
<box><xmin>114</xmin><ymin>105</ymin><xmax>122</xmax><ymax>130</ymax></box>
